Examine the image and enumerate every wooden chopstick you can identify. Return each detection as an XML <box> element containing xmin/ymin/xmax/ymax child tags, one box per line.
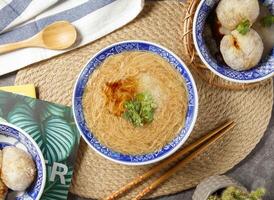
<box><xmin>133</xmin><ymin>121</ymin><xmax>236</xmax><ymax>200</ymax></box>
<box><xmin>103</xmin><ymin>121</ymin><xmax>234</xmax><ymax>200</ymax></box>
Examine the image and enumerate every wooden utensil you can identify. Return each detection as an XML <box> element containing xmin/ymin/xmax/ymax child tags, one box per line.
<box><xmin>104</xmin><ymin>121</ymin><xmax>235</xmax><ymax>200</ymax></box>
<box><xmin>0</xmin><ymin>21</ymin><xmax>77</xmax><ymax>54</ymax></box>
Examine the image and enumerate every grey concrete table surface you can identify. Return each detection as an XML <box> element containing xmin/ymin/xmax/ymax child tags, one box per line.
<box><xmin>0</xmin><ymin>73</ymin><xmax>273</xmax><ymax>200</ymax></box>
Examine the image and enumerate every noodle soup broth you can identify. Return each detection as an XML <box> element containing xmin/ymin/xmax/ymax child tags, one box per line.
<box><xmin>82</xmin><ymin>51</ymin><xmax>188</xmax><ymax>155</ymax></box>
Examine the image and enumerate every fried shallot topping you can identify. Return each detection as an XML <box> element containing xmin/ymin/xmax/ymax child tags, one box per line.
<box><xmin>103</xmin><ymin>77</ymin><xmax>138</xmax><ymax>116</ymax></box>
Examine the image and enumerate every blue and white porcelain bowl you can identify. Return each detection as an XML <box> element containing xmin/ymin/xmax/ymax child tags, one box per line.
<box><xmin>193</xmin><ymin>0</ymin><xmax>274</xmax><ymax>83</ymax></box>
<box><xmin>0</xmin><ymin>122</ymin><xmax>46</xmax><ymax>200</ymax></box>
<box><xmin>73</xmin><ymin>40</ymin><xmax>198</xmax><ymax>165</ymax></box>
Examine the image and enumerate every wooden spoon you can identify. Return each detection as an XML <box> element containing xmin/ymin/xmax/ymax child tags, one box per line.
<box><xmin>0</xmin><ymin>21</ymin><xmax>77</xmax><ymax>54</ymax></box>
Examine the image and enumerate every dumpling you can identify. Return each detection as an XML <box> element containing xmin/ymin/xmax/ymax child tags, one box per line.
<box><xmin>1</xmin><ymin>146</ymin><xmax>36</xmax><ymax>191</ymax></box>
<box><xmin>220</xmin><ymin>28</ymin><xmax>264</xmax><ymax>71</ymax></box>
<box><xmin>216</xmin><ymin>0</ymin><xmax>259</xmax><ymax>30</ymax></box>
<box><xmin>0</xmin><ymin>150</ymin><xmax>7</xmax><ymax>200</ymax></box>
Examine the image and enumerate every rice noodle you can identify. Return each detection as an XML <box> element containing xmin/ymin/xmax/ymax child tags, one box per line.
<box><xmin>83</xmin><ymin>51</ymin><xmax>188</xmax><ymax>155</ymax></box>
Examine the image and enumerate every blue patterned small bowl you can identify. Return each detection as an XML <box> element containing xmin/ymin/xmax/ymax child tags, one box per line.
<box><xmin>0</xmin><ymin>122</ymin><xmax>46</xmax><ymax>200</ymax></box>
<box><xmin>73</xmin><ymin>40</ymin><xmax>198</xmax><ymax>165</ymax></box>
<box><xmin>193</xmin><ymin>0</ymin><xmax>274</xmax><ymax>83</ymax></box>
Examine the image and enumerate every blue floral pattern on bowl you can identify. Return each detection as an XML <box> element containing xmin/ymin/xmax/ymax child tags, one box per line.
<box><xmin>73</xmin><ymin>41</ymin><xmax>198</xmax><ymax>165</ymax></box>
<box><xmin>0</xmin><ymin>123</ymin><xmax>46</xmax><ymax>200</ymax></box>
<box><xmin>193</xmin><ymin>0</ymin><xmax>274</xmax><ymax>83</ymax></box>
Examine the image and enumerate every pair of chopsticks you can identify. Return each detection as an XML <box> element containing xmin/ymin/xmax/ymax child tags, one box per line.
<box><xmin>103</xmin><ymin>120</ymin><xmax>235</xmax><ymax>200</ymax></box>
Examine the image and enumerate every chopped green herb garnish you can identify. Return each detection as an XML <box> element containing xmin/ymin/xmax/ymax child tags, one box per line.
<box><xmin>207</xmin><ymin>187</ymin><xmax>266</xmax><ymax>200</ymax></box>
<box><xmin>123</xmin><ymin>92</ymin><xmax>157</xmax><ymax>127</ymax></box>
<box><xmin>236</xmin><ymin>19</ymin><xmax>250</xmax><ymax>35</ymax></box>
<box><xmin>261</xmin><ymin>15</ymin><xmax>274</xmax><ymax>27</ymax></box>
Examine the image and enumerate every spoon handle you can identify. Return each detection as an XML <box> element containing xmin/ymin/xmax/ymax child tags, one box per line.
<box><xmin>0</xmin><ymin>40</ymin><xmax>30</xmax><ymax>54</ymax></box>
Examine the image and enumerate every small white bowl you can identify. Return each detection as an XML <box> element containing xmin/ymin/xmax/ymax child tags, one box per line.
<box><xmin>193</xmin><ymin>0</ymin><xmax>274</xmax><ymax>84</ymax></box>
<box><xmin>0</xmin><ymin>122</ymin><xmax>46</xmax><ymax>200</ymax></box>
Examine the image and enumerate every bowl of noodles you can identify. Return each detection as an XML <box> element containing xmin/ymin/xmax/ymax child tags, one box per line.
<box><xmin>73</xmin><ymin>40</ymin><xmax>198</xmax><ymax>165</ymax></box>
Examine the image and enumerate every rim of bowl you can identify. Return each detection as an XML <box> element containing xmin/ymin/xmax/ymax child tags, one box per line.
<box><xmin>193</xmin><ymin>0</ymin><xmax>274</xmax><ymax>84</ymax></box>
<box><xmin>0</xmin><ymin>121</ymin><xmax>46</xmax><ymax>200</ymax></box>
<box><xmin>72</xmin><ymin>40</ymin><xmax>199</xmax><ymax>166</ymax></box>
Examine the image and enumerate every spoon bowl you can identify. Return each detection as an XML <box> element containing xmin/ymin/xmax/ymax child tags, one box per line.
<box><xmin>41</xmin><ymin>21</ymin><xmax>77</xmax><ymax>50</ymax></box>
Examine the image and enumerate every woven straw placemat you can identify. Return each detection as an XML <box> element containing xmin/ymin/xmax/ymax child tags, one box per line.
<box><xmin>15</xmin><ymin>1</ymin><xmax>273</xmax><ymax>199</ymax></box>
